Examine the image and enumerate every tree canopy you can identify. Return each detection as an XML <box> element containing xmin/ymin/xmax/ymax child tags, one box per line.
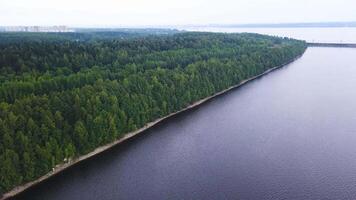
<box><xmin>0</xmin><ymin>31</ymin><xmax>307</xmax><ymax>195</ymax></box>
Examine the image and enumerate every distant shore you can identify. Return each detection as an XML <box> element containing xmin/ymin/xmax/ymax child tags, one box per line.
<box><xmin>1</xmin><ymin>53</ymin><xmax>304</xmax><ymax>200</ymax></box>
<box><xmin>307</xmin><ymin>42</ymin><xmax>356</xmax><ymax>48</ymax></box>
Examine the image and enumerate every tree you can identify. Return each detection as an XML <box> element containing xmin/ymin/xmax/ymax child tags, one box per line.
<box><xmin>73</xmin><ymin>121</ymin><xmax>89</xmax><ymax>154</ymax></box>
<box><xmin>22</xmin><ymin>152</ymin><xmax>35</xmax><ymax>181</ymax></box>
<box><xmin>0</xmin><ymin>149</ymin><xmax>22</xmax><ymax>191</ymax></box>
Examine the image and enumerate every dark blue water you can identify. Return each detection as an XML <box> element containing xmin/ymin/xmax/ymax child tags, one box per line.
<box><xmin>14</xmin><ymin>47</ymin><xmax>356</xmax><ymax>200</ymax></box>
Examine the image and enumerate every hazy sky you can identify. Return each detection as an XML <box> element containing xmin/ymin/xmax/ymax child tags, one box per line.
<box><xmin>1</xmin><ymin>0</ymin><xmax>355</xmax><ymax>26</ymax></box>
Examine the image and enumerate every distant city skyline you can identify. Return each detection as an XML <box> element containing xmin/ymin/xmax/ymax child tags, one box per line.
<box><xmin>1</xmin><ymin>0</ymin><xmax>356</xmax><ymax>26</ymax></box>
<box><xmin>1</xmin><ymin>22</ymin><xmax>356</xmax><ymax>31</ymax></box>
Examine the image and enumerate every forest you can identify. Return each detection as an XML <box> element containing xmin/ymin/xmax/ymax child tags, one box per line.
<box><xmin>0</xmin><ymin>31</ymin><xmax>307</xmax><ymax>195</ymax></box>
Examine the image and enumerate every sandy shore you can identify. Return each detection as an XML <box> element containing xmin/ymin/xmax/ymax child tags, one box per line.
<box><xmin>1</xmin><ymin>54</ymin><xmax>303</xmax><ymax>200</ymax></box>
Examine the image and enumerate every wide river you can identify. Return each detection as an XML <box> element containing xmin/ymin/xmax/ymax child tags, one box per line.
<box><xmin>14</xmin><ymin>47</ymin><xmax>356</xmax><ymax>199</ymax></box>
<box><xmin>183</xmin><ymin>27</ymin><xmax>356</xmax><ymax>43</ymax></box>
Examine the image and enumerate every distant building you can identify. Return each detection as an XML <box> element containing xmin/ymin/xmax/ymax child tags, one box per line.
<box><xmin>0</xmin><ymin>26</ymin><xmax>74</xmax><ymax>32</ymax></box>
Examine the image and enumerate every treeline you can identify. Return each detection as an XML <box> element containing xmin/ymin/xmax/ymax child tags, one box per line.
<box><xmin>0</xmin><ymin>29</ymin><xmax>180</xmax><ymax>45</ymax></box>
<box><xmin>0</xmin><ymin>32</ymin><xmax>307</xmax><ymax>195</ymax></box>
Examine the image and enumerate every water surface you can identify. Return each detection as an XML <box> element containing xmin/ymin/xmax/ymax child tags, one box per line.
<box><xmin>14</xmin><ymin>47</ymin><xmax>356</xmax><ymax>200</ymax></box>
<box><xmin>184</xmin><ymin>27</ymin><xmax>356</xmax><ymax>43</ymax></box>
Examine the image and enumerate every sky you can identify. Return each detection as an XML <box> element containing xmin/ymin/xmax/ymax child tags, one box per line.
<box><xmin>0</xmin><ymin>0</ymin><xmax>356</xmax><ymax>27</ymax></box>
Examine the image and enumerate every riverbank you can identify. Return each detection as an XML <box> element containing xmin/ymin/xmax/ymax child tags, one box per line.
<box><xmin>1</xmin><ymin>53</ymin><xmax>304</xmax><ymax>200</ymax></box>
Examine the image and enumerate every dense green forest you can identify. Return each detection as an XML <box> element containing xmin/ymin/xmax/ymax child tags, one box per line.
<box><xmin>0</xmin><ymin>29</ymin><xmax>180</xmax><ymax>44</ymax></box>
<box><xmin>0</xmin><ymin>31</ymin><xmax>306</xmax><ymax>195</ymax></box>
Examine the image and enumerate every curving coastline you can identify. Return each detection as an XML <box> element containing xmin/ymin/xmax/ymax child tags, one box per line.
<box><xmin>1</xmin><ymin>53</ymin><xmax>304</xmax><ymax>200</ymax></box>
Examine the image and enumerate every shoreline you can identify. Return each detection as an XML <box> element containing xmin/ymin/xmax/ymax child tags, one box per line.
<box><xmin>1</xmin><ymin>54</ymin><xmax>303</xmax><ymax>200</ymax></box>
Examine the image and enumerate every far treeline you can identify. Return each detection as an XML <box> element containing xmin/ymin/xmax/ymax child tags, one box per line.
<box><xmin>0</xmin><ymin>32</ymin><xmax>307</xmax><ymax>195</ymax></box>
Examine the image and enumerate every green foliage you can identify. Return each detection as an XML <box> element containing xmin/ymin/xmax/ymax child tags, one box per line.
<box><xmin>0</xmin><ymin>32</ymin><xmax>307</xmax><ymax>194</ymax></box>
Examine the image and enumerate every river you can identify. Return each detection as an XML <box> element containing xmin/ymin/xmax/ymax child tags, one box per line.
<box><xmin>183</xmin><ymin>27</ymin><xmax>356</xmax><ymax>43</ymax></box>
<box><xmin>12</xmin><ymin>45</ymin><xmax>356</xmax><ymax>199</ymax></box>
